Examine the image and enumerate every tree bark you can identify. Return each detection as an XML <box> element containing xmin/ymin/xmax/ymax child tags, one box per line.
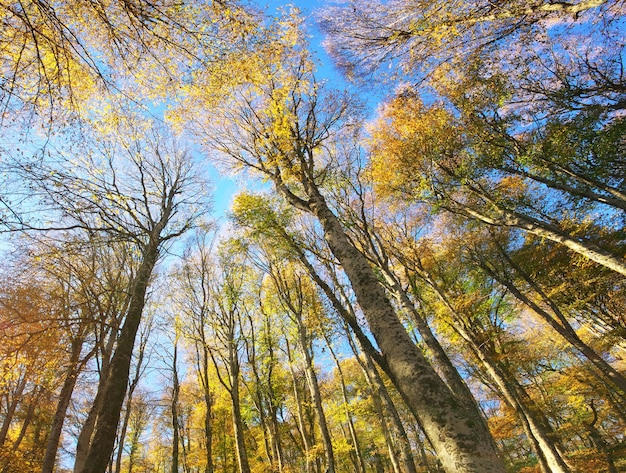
<box><xmin>41</xmin><ymin>337</ymin><xmax>85</xmax><ymax>473</ymax></box>
<box><xmin>77</xmin><ymin>241</ymin><xmax>159</xmax><ymax>473</ymax></box>
<box><xmin>280</xmin><ymin>187</ymin><xmax>506</xmax><ymax>473</ymax></box>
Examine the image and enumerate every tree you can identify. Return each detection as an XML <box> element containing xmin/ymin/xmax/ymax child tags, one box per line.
<box><xmin>182</xmin><ymin>238</ymin><xmax>255</xmax><ymax>473</ymax></box>
<box><xmin>318</xmin><ymin>0</ymin><xmax>620</xmax><ymax>114</ymax></box>
<box><xmin>0</xmin><ymin>269</ymin><xmax>61</xmax><ymax>473</ymax></box>
<box><xmin>37</xmin><ymin>235</ymin><xmax>133</xmax><ymax>473</ymax></box>
<box><xmin>0</xmin><ymin>0</ymin><xmax>261</xmax><ymax>121</ymax></box>
<box><xmin>7</xmin><ymin>115</ymin><xmax>206</xmax><ymax>473</ymax></box>
<box><xmin>263</xmin><ymin>258</ymin><xmax>337</xmax><ymax>473</ymax></box>
<box><xmin>175</xmin><ymin>228</ymin><xmax>218</xmax><ymax>473</ymax></box>
<box><xmin>192</xmin><ymin>29</ymin><xmax>506</xmax><ymax>468</ymax></box>
<box><xmin>367</xmin><ymin>89</ymin><xmax>626</xmax><ymax>277</ymax></box>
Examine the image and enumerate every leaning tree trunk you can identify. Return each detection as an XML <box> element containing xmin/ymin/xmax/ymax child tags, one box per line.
<box><xmin>345</xmin><ymin>324</ymin><xmax>420</xmax><ymax>473</ymax></box>
<box><xmin>74</xmin><ymin>326</ymin><xmax>117</xmax><ymax>473</ymax></box>
<box><xmin>195</xmin><ymin>340</ymin><xmax>215</xmax><ymax>473</ymax></box>
<box><xmin>77</xmin><ymin>240</ymin><xmax>160</xmax><ymax>473</ymax></box>
<box><xmin>480</xmin><ymin>249</ymin><xmax>626</xmax><ymax>396</ymax></box>
<box><xmin>285</xmin><ymin>298</ymin><xmax>336</xmax><ymax>473</ymax></box>
<box><xmin>418</xmin><ymin>265</ymin><xmax>570</xmax><ymax>473</ymax></box>
<box><xmin>292</xmin><ymin>189</ymin><xmax>506</xmax><ymax>473</ymax></box>
<box><xmin>42</xmin><ymin>337</ymin><xmax>86</xmax><ymax>473</ymax></box>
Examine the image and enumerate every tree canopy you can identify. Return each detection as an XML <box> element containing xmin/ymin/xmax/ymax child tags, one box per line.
<box><xmin>0</xmin><ymin>1</ymin><xmax>624</xmax><ymax>473</ymax></box>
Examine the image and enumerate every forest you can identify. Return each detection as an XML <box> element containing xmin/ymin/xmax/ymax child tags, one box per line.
<box><xmin>0</xmin><ymin>0</ymin><xmax>624</xmax><ymax>472</ymax></box>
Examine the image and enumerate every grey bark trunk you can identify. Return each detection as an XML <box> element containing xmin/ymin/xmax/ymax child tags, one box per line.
<box><xmin>296</xmin><ymin>316</ymin><xmax>336</xmax><ymax>473</ymax></box>
<box><xmin>303</xmin><ymin>192</ymin><xmax>505</xmax><ymax>473</ymax></box>
<box><xmin>196</xmin><ymin>342</ymin><xmax>214</xmax><ymax>473</ymax></box>
<box><xmin>459</xmin><ymin>204</ymin><xmax>626</xmax><ymax>277</ymax></box>
<box><xmin>473</xmin><ymin>345</ymin><xmax>571</xmax><ymax>473</ymax></box>
<box><xmin>172</xmin><ymin>341</ymin><xmax>181</xmax><ymax>473</ymax></box>
<box><xmin>230</xmin><ymin>353</ymin><xmax>251</xmax><ymax>473</ymax></box>
<box><xmin>76</xmin><ymin>241</ymin><xmax>159</xmax><ymax>473</ymax></box>
<box><xmin>41</xmin><ymin>337</ymin><xmax>85</xmax><ymax>473</ymax></box>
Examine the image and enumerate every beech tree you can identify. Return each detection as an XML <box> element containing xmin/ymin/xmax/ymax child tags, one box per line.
<box><xmin>318</xmin><ymin>0</ymin><xmax>619</xmax><ymax>109</ymax></box>
<box><xmin>191</xmin><ymin>24</ymin><xmax>506</xmax><ymax>467</ymax></box>
<box><xmin>5</xmin><ymin>115</ymin><xmax>207</xmax><ymax>473</ymax></box>
<box><xmin>367</xmin><ymin>88</ymin><xmax>626</xmax><ymax>277</ymax></box>
<box><xmin>0</xmin><ymin>0</ymin><xmax>262</xmax><ymax>120</ymax></box>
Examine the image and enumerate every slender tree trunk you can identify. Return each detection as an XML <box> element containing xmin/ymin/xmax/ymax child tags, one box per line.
<box><xmin>346</xmin><ymin>326</ymin><xmax>418</xmax><ymax>473</ymax></box>
<box><xmin>0</xmin><ymin>374</ymin><xmax>27</xmax><ymax>448</ymax></box>
<box><xmin>42</xmin><ymin>337</ymin><xmax>85</xmax><ymax>473</ymax></box>
<box><xmin>74</xmin><ymin>316</ymin><xmax>119</xmax><ymax>473</ymax></box>
<box><xmin>295</xmin><ymin>315</ymin><xmax>336</xmax><ymax>473</ymax></box>
<box><xmin>265</xmin><ymin>328</ymin><xmax>284</xmax><ymax>473</ymax></box>
<box><xmin>458</xmin><ymin>202</ymin><xmax>626</xmax><ymax>277</ymax></box>
<box><xmin>467</xmin><ymin>336</ymin><xmax>571</xmax><ymax>473</ymax></box>
<box><xmin>172</xmin><ymin>341</ymin><xmax>181</xmax><ymax>473</ymax></box>
<box><xmin>418</xmin><ymin>266</ymin><xmax>571</xmax><ymax>473</ymax></box>
<box><xmin>230</xmin><ymin>352</ymin><xmax>251</xmax><ymax>473</ymax></box>
<box><xmin>286</xmin><ymin>339</ymin><xmax>313</xmax><ymax>473</ymax></box>
<box><xmin>114</xmin><ymin>394</ymin><xmax>132</xmax><ymax>473</ymax></box>
<box><xmin>193</xmin><ymin>327</ymin><xmax>215</xmax><ymax>473</ymax></box>
<box><xmin>1</xmin><ymin>389</ymin><xmax>40</xmax><ymax>473</ymax></box>
<box><xmin>482</xmin><ymin>248</ymin><xmax>626</xmax><ymax>395</ymax></box>
<box><xmin>324</xmin><ymin>333</ymin><xmax>366</xmax><ymax>473</ymax></box>
<box><xmin>265</xmin><ymin>327</ymin><xmax>285</xmax><ymax>473</ymax></box>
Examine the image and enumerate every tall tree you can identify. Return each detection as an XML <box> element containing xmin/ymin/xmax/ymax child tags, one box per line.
<box><xmin>8</xmin><ymin>117</ymin><xmax>206</xmax><ymax>473</ymax></box>
<box><xmin>193</xmin><ymin>31</ymin><xmax>506</xmax><ymax>469</ymax></box>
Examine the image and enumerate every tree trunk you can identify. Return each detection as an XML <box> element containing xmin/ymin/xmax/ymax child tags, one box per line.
<box><xmin>77</xmin><ymin>241</ymin><xmax>159</xmax><ymax>473</ymax></box>
<box><xmin>346</xmin><ymin>325</ymin><xmax>420</xmax><ymax>473</ymax></box>
<box><xmin>478</xmin><ymin>249</ymin><xmax>626</xmax><ymax>396</ymax></box>
<box><xmin>230</xmin><ymin>351</ymin><xmax>251</xmax><ymax>473</ymax></box>
<box><xmin>41</xmin><ymin>337</ymin><xmax>85</xmax><ymax>473</ymax></box>
<box><xmin>324</xmin><ymin>333</ymin><xmax>367</xmax><ymax>473</ymax></box>
<box><xmin>286</xmin><ymin>339</ymin><xmax>313</xmax><ymax>473</ymax></box>
<box><xmin>0</xmin><ymin>373</ymin><xmax>28</xmax><ymax>448</ymax></box>
<box><xmin>73</xmin><ymin>324</ymin><xmax>117</xmax><ymax>473</ymax></box>
<box><xmin>458</xmin><ymin>203</ymin><xmax>626</xmax><ymax>277</ymax></box>
<box><xmin>195</xmin><ymin>341</ymin><xmax>214</xmax><ymax>473</ymax></box>
<box><xmin>114</xmin><ymin>330</ymin><xmax>148</xmax><ymax>473</ymax></box>
<box><xmin>417</xmin><ymin>265</ymin><xmax>571</xmax><ymax>472</ymax></box>
<box><xmin>466</xmin><ymin>334</ymin><xmax>571</xmax><ymax>473</ymax></box>
<box><xmin>172</xmin><ymin>341</ymin><xmax>181</xmax><ymax>473</ymax></box>
<box><xmin>295</xmin><ymin>314</ymin><xmax>336</xmax><ymax>473</ymax></box>
<box><xmin>298</xmin><ymin>190</ymin><xmax>505</xmax><ymax>473</ymax></box>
